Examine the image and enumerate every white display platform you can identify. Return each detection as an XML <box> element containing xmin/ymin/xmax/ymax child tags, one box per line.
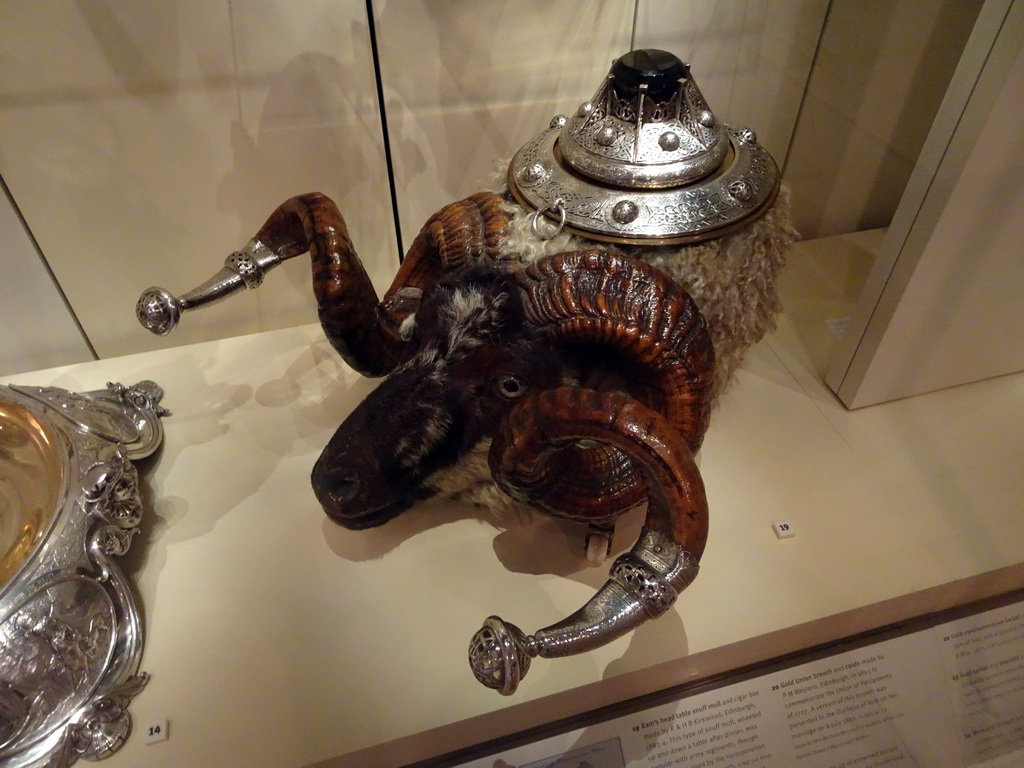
<box><xmin>5</xmin><ymin>236</ymin><xmax>1024</xmax><ymax>767</ymax></box>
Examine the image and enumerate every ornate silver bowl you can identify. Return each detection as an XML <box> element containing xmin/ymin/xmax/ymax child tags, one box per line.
<box><xmin>0</xmin><ymin>381</ymin><xmax>166</xmax><ymax>768</ymax></box>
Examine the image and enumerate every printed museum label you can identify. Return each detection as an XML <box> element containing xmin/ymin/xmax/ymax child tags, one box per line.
<box><xmin>454</xmin><ymin>599</ymin><xmax>1024</xmax><ymax>768</ymax></box>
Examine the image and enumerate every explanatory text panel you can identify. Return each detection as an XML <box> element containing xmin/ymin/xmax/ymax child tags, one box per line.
<box><xmin>455</xmin><ymin>598</ymin><xmax>1024</xmax><ymax>768</ymax></box>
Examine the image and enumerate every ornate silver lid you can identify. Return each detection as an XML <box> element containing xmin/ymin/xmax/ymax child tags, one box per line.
<box><xmin>508</xmin><ymin>49</ymin><xmax>780</xmax><ymax>245</ymax></box>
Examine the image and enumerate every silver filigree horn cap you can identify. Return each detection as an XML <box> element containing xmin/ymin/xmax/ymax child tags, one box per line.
<box><xmin>508</xmin><ymin>49</ymin><xmax>780</xmax><ymax>245</ymax></box>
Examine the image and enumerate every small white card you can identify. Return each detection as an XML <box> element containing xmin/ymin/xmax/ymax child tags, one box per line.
<box><xmin>144</xmin><ymin>719</ymin><xmax>169</xmax><ymax>745</ymax></box>
<box><xmin>772</xmin><ymin>520</ymin><xmax>795</xmax><ymax>539</ymax></box>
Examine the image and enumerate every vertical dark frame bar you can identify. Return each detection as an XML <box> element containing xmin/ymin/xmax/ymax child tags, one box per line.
<box><xmin>365</xmin><ymin>0</ymin><xmax>405</xmax><ymax>262</ymax></box>
<box><xmin>0</xmin><ymin>173</ymin><xmax>98</xmax><ymax>362</ymax></box>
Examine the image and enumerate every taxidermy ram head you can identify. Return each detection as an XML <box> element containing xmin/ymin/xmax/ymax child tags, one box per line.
<box><xmin>137</xmin><ymin>191</ymin><xmax>716</xmax><ymax>695</ymax></box>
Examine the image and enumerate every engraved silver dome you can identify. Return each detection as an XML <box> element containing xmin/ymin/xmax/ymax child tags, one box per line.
<box><xmin>508</xmin><ymin>50</ymin><xmax>780</xmax><ymax>245</ymax></box>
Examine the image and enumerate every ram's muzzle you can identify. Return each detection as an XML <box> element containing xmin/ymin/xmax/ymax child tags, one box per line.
<box><xmin>311</xmin><ymin>367</ymin><xmax>455</xmax><ymax>528</ymax></box>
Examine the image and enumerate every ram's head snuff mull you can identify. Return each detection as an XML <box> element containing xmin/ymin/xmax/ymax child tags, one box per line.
<box><xmin>136</xmin><ymin>50</ymin><xmax>797</xmax><ymax>694</ymax></box>
<box><xmin>136</xmin><ymin>192</ymin><xmax>716</xmax><ymax>694</ymax></box>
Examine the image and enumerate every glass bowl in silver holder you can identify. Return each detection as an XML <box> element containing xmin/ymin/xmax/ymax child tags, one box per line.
<box><xmin>0</xmin><ymin>380</ymin><xmax>167</xmax><ymax>767</ymax></box>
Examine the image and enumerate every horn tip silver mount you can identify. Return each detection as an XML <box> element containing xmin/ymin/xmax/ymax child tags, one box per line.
<box><xmin>136</xmin><ymin>287</ymin><xmax>181</xmax><ymax>336</ymax></box>
<box><xmin>468</xmin><ymin>616</ymin><xmax>535</xmax><ymax>696</ymax></box>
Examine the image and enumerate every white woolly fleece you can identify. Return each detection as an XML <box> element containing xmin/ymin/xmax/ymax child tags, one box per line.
<box><xmin>482</xmin><ymin>163</ymin><xmax>799</xmax><ymax>401</ymax></box>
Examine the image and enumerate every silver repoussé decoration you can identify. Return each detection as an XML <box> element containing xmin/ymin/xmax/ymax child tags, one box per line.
<box><xmin>508</xmin><ymin>49</ymin><xmax>780</xmax><ymax>245</ymax></box>
<box><xmin>468</xmin><ymin>528</ymin><xmax>700</xmax><ymax>695</ymax></box>
<box><xmin>0</xmin><ymin>381</ymin><xmax>167</xmax><ymax>767</ymax></box>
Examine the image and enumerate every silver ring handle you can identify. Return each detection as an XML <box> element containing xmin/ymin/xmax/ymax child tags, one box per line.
<box><xmin>530</xmin><ymin>197</ymin><xmax>567</xmax><ymax>240</ymax></box>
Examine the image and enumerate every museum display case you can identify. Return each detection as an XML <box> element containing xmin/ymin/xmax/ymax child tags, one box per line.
<box><xmin>3</xmin><ymin>280</ymin><xmax>1023</xmax><ymax>766</ymax></box>
<box><xmin>1</xmin><ymin>2</ymin><xmax>1022</xmax><ymax>767</ymax></box>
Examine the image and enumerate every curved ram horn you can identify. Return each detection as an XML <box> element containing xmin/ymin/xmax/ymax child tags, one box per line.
<box><xmin>508</xmin><ymin>250</ymin><xmax>714</xmax><ymax>521</ymax></box>
<box><xmin>470</xmin><ymin>387</ymin><xmax>708</xmax><ymax>695</ymax></box>
<box><xmin>389</xmin><ymin>191</ymin><xmax>511</xmax><ymax>292</ymax></box>
<box><xmin>136</xmin><ymin>192</ymin><xmax>511</xmax><ymax>377</ymax></box>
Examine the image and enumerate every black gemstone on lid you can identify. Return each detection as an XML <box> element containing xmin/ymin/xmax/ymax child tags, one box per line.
<box><xmin>611</xmin><ymin>49</ymin><xmax>690</xmax><ymax>101</ymax></box>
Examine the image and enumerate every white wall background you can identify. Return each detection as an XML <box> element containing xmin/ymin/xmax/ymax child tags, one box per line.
<box><xmin>0</xmin><ymin>0</ymin><xmax>980</xmax><ymax>376</ymax></box>
<box><xmin>1</xmin><ymin>0</ymin><xmax>395</xmax><ymax>371</ymax></box>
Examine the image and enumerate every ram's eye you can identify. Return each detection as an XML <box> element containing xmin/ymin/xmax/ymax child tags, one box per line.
<box><xmin>495</xmin><ymin>374</ymin><xmax>528</xmax><ymax>400</ymax></box>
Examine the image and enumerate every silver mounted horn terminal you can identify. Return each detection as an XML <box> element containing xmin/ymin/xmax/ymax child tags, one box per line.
<box><xmin>468</xmin><ymin>527</ymin><xmax>700</xmax><ymax>695</ymax></box>
<box><xmin>136</xmin><ymin>238</ymin><xmax>282</xmax><ymax>335</ymax></box>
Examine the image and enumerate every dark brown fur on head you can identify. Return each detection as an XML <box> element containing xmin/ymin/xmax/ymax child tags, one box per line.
<box><xmin>312</xmin><ymin>268</ymin><xmax>563</xmax><ymax>528</ymax></box>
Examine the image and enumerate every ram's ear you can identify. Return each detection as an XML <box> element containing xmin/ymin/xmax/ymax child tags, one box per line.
<box><xmin>474</xmin><ymin>387</ymin><xmax>708</xmax><ymax>695</ymax></box>
<box><xmin>379</xmin><ymin>287</ymin><xmax>423</xmax><ymax>340</ymax></box>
